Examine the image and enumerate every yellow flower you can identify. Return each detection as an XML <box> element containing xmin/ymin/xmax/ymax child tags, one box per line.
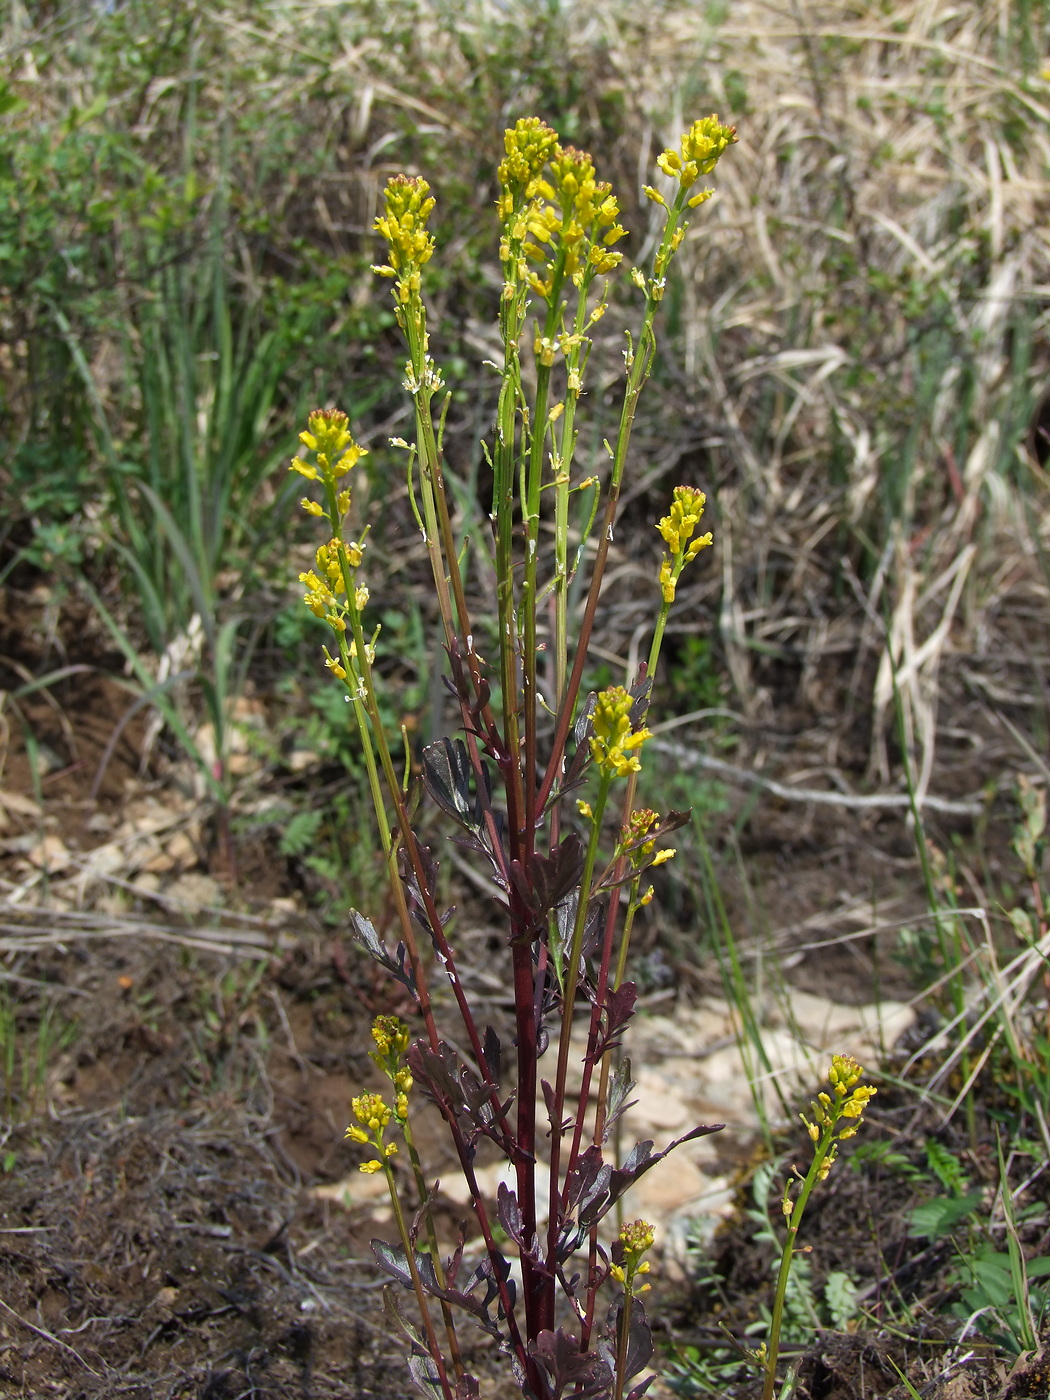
<box><xmin>323</xmin><ymin>649</ymin><xmax>347</xmax><ymax>681</ymax></box>
<box><xmin>504</xmin><ymin>133</ymin><xmax>627</xmax><ymax>293</ymax></box>
<box><xmin>374</xmin><ymin>174</ymin><xmax>436</xmax><ymax>276</ymax></box>
<box><xmin>351</xmin><ymin>1092</ymin><xmax>392</xmax><ymax>1133</ymax></box>
<box><xmin>371</xmin><ymin>1015</ymin><xmax>411</xmax><ymax>1058</ymax></box>
<box><xmin>613</xmin><ymin>1220</ymin><xmax>656</xmax><ymax>1296</ymax></box>
<box><xmin>656</xmin><ymin>116</ymin><xmax>737</xmax><ymax>194</ymax></box>
<box><xmin>655</xmin><ymin>486</ymin><xmax>712</xmax><ymax>606</ymax></box>
<box><xmin>619</xmin><ymin>1220</ymin><xmax>655</xmax><ymax>1258</ymax></box>
<box><xmin>291</xmin><ymin>409</ymin><xmax>368</xmax><ymax>488</ymax></box>
<box><xmin>657</xmin><ymin>486</ymin><xmax>708</xmax><ymax>557</ymax></box>
<box><xmin>497</xmin><ymin>117</ymin><xmax>560</xmax><ymax>213</ymax></box>
<box><xmin>829</xmin><ymin>1055</ymin><xmax>862</xmax><ymax>1094</ymax></box>
<box><xmin>659</xmin><ymin>557</ymin><xmax>675</xmax><ymax>603</ymax></box>
<box><xmin>589</xmin><ymin>686</ymin><xmax>652</xmax><ymax>779</ymax></box>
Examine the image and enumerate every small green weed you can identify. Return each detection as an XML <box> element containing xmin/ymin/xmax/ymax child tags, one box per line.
<box><xmin>0</xmin><ymin>983</ymin><xmax>77</xmax><ymax>1124</ymax></box>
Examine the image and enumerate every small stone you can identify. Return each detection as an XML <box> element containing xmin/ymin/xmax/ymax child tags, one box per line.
<box><xmin>27</xmin><ymin>835</ymin><xmax>73</xmax><ymax>872</ymax></box>
<box><xmin>165</xmin><ymin>831</ymin><xmax>197</xmax><ymax>867</ymax></box>
<box><xmin>164</xmin><ymin>873</ymin><xmax>220</xmax><ymax>913</ymax></box>
<box><xmin>142</xmin><ymin>849</ymin><xmax>176</xmax><ymax>874</ymax></box>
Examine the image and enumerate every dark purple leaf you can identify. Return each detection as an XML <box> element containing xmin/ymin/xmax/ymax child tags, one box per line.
<box><xmin>372</xmin><ymin>1238</ymin><xmax>439</xmax><ymax>1294</ymax></box>
<box><xmin>407</xmin><ymin>1354</ymin><xmax>445</xmax><ymax>1400</ymax></box>
<box><xmin>553</xmin><ymin>896</ymin><xmax>606</xmax><ymax>972</ymax></box>
<box><xmin>606</xmin><ymin>1123</ymin><xmax>725</xmax><ymax>1209</ymax></box>
<box><xmin>422</xmin><ymin>737</ymin><xmax>475</xmax><ymax>825</ymax></box>
<box><xmin>530</xmin><ymin>836</ymin><xmax>586</xmax><ymax>917</ymax></box>
<box><xmin>483</xmin><ymin>1025</ymin><xmax>502</xmax><ymax>1086</ymax></box>
<box><xmin>497</xmin><ymin>1182</ymin><xmax>524</xmax><ymax>1246</ymax></box>
<box><xmin>377</xmin><ymin>1236</ymin><xmax>513</xmax><ymax>1345</ymax></box>
<box><xmin>408</xmin><ymin>1041</ymin><xmax>513</xmax><ymax>1148</ymax></box>
<box><xmin>602</xmin><ymin>1056</ymin><xmax>637</xmax><ymax>1142</ymax></box>
<box><xmin>347</xmin><ymin>909</ymin><xmax>416</xmax><ymax>996</ymax></box>
<box><xmin>541</xmin><ymin>1079</ymin><xmax>573</xmax><ymax>1135</ymax></box>
<box><xmin>383</xmin><ymin>1285</ymin><xmax>427</xmax><ymax>1352</ymax></box>
<box><xmin>626</xmin><ymin>1378</ymin><xmax>656</xmax><ymax>1400</ymax></box>
<box><xmin>530</xmin><ymin>1328</ymin><xmax>613</xmax><ymax>1400</ymax></box>
<box><xmin>590</xmin><ymin>983</ymin><xmax>637</xmax><ymax>1060</ymax></box>
<box><xmin>627</xmin><ymin>673</ymin><xmax>652</xmax><ymax>723</ymax></box>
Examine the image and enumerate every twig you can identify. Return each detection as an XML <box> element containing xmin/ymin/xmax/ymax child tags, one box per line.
<box><xmin>0</xmin><ymin>1292</ymin><xmax>101</xmax><ymax>1377</ymax></box>
<box><xmin>649</xmin><ymin>739</ymin><xmax>984</xmax><ymax>815</ymax></box>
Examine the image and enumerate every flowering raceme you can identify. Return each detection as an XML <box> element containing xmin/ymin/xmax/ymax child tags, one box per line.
<box><xmin>647</xmin><ymin>115</ymin><xmax>738</xmax><ymax>209</ymax></box>
<box><xmin>372</xmin><ymin>175</ymin><xmax>436</xmax><ymax>280</ymax></box>
<box><xmin>590</xmin><ymin>686</ymin><xmax>652</xmax><ymax>779</ymax></box>
<box><xmin>657</xmin><ymin>485</ymin><xmax>713</xmax><ymax>603</ymax></box>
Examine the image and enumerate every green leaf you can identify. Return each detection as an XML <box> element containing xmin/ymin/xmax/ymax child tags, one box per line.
<box><xmin>908</xmin><ymin>1192</ymin><xmax>983</xmax><ymax>1239</ymax></box>
<box><xmin>824</xmin><ymin>1271</ymin><xmax>860</xmax><ymax>1329</ymax></box>
<box><xmin>0</xmin><ymin>82</ymin><xmax>26</xmax><ymax>118</ymax></box>
<box><xmin>925</xmin><ymin>1140</ymin><xmax>969</xmax><ymax>1196</ymax></box>
<box><xmin>279</xmin><ymin>808</ymin><xmax>324</xmax><ymax>857</ymax></box>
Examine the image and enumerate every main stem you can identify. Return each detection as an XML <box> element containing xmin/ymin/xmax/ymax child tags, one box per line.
<box><xmin>762</xmin><ymin>1138</ymin><xmax>832</xmax><ymax>1400</ymax></box>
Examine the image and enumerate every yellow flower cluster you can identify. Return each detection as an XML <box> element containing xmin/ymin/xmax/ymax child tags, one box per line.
<box><xmin>589</xmin><ymin>686</ymin><xmax>652</xmax><ymax>779</ymax></box>
<box><xmin>496</xmin><ymin>117</ymin><xmax>560</xmax><ymax>215</ymax></box>
<box><xmin>345</xmin><ymin>1090</ymin><xmax>399</xmax><ymax>1174</ymax></box>
<box><xmin>800</xmin><ymin>1056</ymin><xmax>877</xmax><ymax>1179</ymax></box>
<box><xmin>622</xmin><ymin>809</ymin><xmax>676</xmax><ymax>872</ymax></box>
<box><xmin>371</xmin><ymin>1014</ymin><xmax>411</xmax><ymax>1061</ymax></box>
<box><xmin>620</xmin><ymin>1219</ymin><xmax>655</xmax><ymax>1258</ymax></box>
<box><xmin>497</xmin><ymin>120</ymin><xmax>627</xmax><ymax>299</ymax></box>
<box><xmin>372</xmin><ymin>175</ymin><xmax>436</xmax><ymax>297</ymax></box>
<box><xmin>625</xmin><ymin>808</ymin><xmax>658</xmax><ymax>855</ymax></box>
<box><xmin>520</xmin><ymin>146</ymin><xmax>627</xmax><ymax>289</ymax></box>
<box><xmin>298</xmin><ymin>539</ymin><xmax>368</xmax><ymax>643</ymax></box>
<box><xmin>369</xmin><ymin>1015</ymin><xmax>414</xmax><ymax>1122</ymax></box>
<box><xmin>344</xmin><ymin>1018</ymin><xmax>419</xmax><ymax>1174</ymax></box>
<box><xmin>645</xmin><ymin>115</ymin><xmax>737</xmax><ymax>209</ymax></box>
<box><xmin>291</xmin><ymin>408</ymin><xmax>367</xmax><ymax>489</ymax></box>
<box><xmin>349</xmin><ymin>1091</ymin><xmax>391</xmax><ymax>1134</ymax></box>
<box><xmin>827</xmin><ymin>1054</ymin><xmax>877</xmax><ymax>1130</ymax></box>
<box><xmin>657</xmin><ymin>485</ymin><xmax>713</xmax><ymax>603</ymax></box>
<box><xmin>657</xmin><ymin>486</ymin><xmax>710</xmax><ymax>556</ymax></box>
<box><xmin>290</xmin><ymin>409</ymin><xmax>374</xmax><ymax>684</ymax></box>
<box><xmin>609</xmin><ymin>1219</ymin><xmax>655</xmax><ymax>1293</ymax></box>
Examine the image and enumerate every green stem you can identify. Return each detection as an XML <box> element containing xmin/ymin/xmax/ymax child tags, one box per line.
<box><xmin>762</xmin><ymin>1132</ymin><xmax>833</xmax><ymax>1400</ymax></box>
<box><xmin>613</xmin><ymin>1289</ymin><xmax>634</xmax><ymax>1400</ymax></box>
<box><xmin>552</xmin><ymin>275</ymin><xmax>597</xmax><ymax>712</ymax></box>
<box><xmin>381</xmin><ymin>1157</ymin><xmax>455</xmax><ymax>1400</ymax></box>
<box><xmin>536</xmin><ymin>190</ymin><xmax>691</xmax><ymax>818</ymax></box>
<box><xmin>401</xmin><ymin>1115</ymin><xmax>465</xmax><ymax>1380</ymax></box>
<box><xmin>521</xmin><ymin>265</ymin><xmax>567</xmax><ymax>867</ymax></box>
